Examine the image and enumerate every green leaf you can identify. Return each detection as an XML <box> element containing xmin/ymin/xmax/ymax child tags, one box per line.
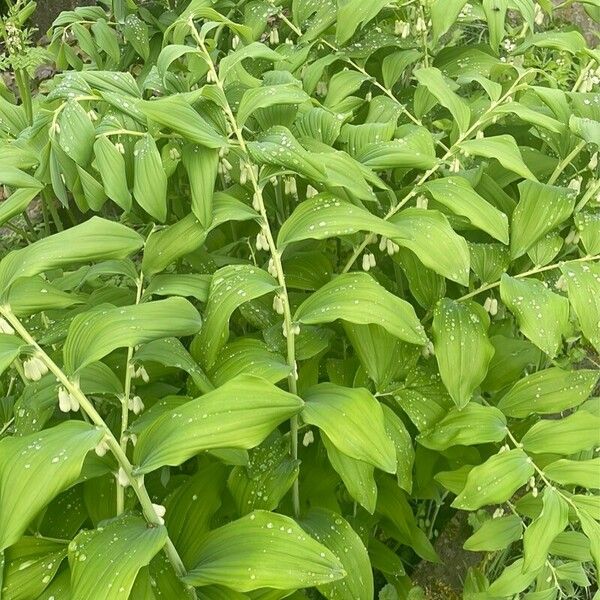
<box><xmin>463</xmin><ymin>515</ymin><xmax>523</xmax><ymax>552</ymax></box>
<box><xmin>569</xmin><ymin>115</ymin><xmax>600</xmax><ymax>146</ymax></box>
<box><xmin>431</xmin><ymin>0</ymin><xmax>468</xmax><ymax>40</ymax></box>
<box><xmin>58</xmin><ymin>99</ymin><xmax>95</xmax><ymax>166</ymax></box>
<box><xmin>182</xmin><ymin>145</ymin><xmax>219</xmax><ymax>228</ymax></box>
<box><xmin>237</xmin><ymin>84</ymin><xmax>309</xmax><ymax>127</ymax></box>
<box><xmin>382</xmin><ymin>405</ymin><xmax>414</xmax><ymax>493</ymax></box>
<box><xmin>195</xmin><ymin>265</ymin><xmax>278</xmax><ymax>368</ymax></box>
<box><xmin>487</xmin><ymin>559</ymin><xmax>540</xmax><ymax>596</ymax></box>
<box><xmin>294</xmin><ymin>273</ymin><xmax>427</xmax><ymax>346</ymax></box>
<box><xmin>544</xmin><ymin>457</ymin><xmax>600</xmax><ymax>487</ymax></box>
<box><xmin>0</xmin><ymin>333</ymin><xmax>24</xmax><ymax>376</ymax></box>
<box><xmin>483</xmin><ymin>0</ymin><xmax>508</xmax><ymax>50</ymax></box>
<box><xmin>0</xmin><ymin>421</ymin><xmax>103</xmax><ymax>551</ymax></box>
<box><xmin>278</xmin><ymin>194</ymin><xmax>401</xmax><ymax>248</ymax></box>
<box><xmin>219</xmin><ymin>42</ymin><xmax>282</xmax><ymax>80</ymax></box>
<box><xmin>424</xmin><ymin>176</ymin><xmax>509</xmax><ymax>243</ymax></box>
<box><xmin>322</xmin><ymin>433</ymin><xmax>377</xmax><ymax>514</ymax></box>
<box><xmin>390</xmin><ymin>209</ymin><xmax>471</xmax><ymax>285</ymax></box>
<box><xmin>301</xmin><ymin>508</ymin><xmax>373</xmax><ymax>600</ymax></box>
<box><xmin>138</xmin><ymin>96</ymin><xmax>227</xmax><ymax>148</ymax></box>
<box><xmin>575</xmin><ymin>211</ymin><xmax>600</xmax><ymax>255</ymax></box>
<box><xmin>93</xmin><ymin>136</ymin><xmax>132</xmax><ymax>211</ymax></box>
<box><xmin>515</xmin><ymin>30</ymin><xmax>587</xmax><ymax>54</ymax></box>
<box><xmin>500</xmin><ymin>275</ymin><xmax>571</xmax><ymax>357</ymax></box>
<box><xmin>133</xmin><ymin>374</ymin><xmax>303</xmax><ymax>474</ymax></box>
<box><xmin>452</xmin><ymin>449</ymin><xmax>534</xmax><ymax>510</ymax></box>
<box><xmin>77</xmin><ymin>165</ymin><xmax>108</xmax><ymax>211</ymax></box>
<box><xmin>432</xmin><ymin>299</ymin><xmax>495</xmax><ymax>408</ymax></box>
<box><xmin>418</xmin><ymin>403</ymin><xmax>506</xmax><ymax>450</ymax></box>
<box><xmin>497</xmin><ymin>367</ymin><xmax>599</xmax><ymax>417</ymax></box>
<box><xmin>414</xmin><ymin>67</ymin><xmax>471</xmax><ymax>134</ymax></box>
<box><xmin>560</xmin><ymin>261</ymin><xmax>600</xmax><ymax>354</ymax></box>
<box><xmin>184</xmin><ymin>511</ymin><xmax>345</xmax><ymax>591</ymax></box>
<box><xmin>302</xmin><ymin>383</ymin><xmax>396</xmax><ymax>473</ymax></box>
<box><xmin>143</xmin><ymin>273</ymin><xmax>211</xmax><ymax>302</ymax></box>
<box><xmin>69</xmin><ymin>514</ymin><xmax>167</xmax><ymax>599</ymax></box>
<box><xmin>63</xmin><ymin>297</ymin><xmax>202</xmax><ymax>372</ymax></box>
<box><xmin>382</xmin><ymin>50</ymin><xmax>422</xmax><ymax>89</ymax></box>
<box><xmin>0</xmin><ymin>188</ymin><xmax>40</xmax><ymax>227</ymax></box>
<box><xmin>578</xmin><ymin>509</ymin><xmax>600</xmax><ymax>575</ymax></box>
<box><xmin>122</xmin><ymin>14</ymin><xmax>150</xmax><ymax>59</ymax></box>
<box><xmin>459</xmin><ymin>135</ymin><xmax>537</xmax><ymax>182</ymax></box>
<box><xmin>133</xmin><ymin>134</ymin><xmax>168</xmax><ymax>222</ymax></box>
<box><xmin>0</xmin><ymin>217</ymin><xmax>143</xmax><ymax>295</ymax></box>
<box><xmin>522</xmin><ymin>487</ymin><xmax>569</xmax><ymax>573</ymax></box>
<box><xmin>521</xmin><ymin>411</ymin><xmax>600</xmax><ymax>455</ymax></box>
<box><xmin>7</xmin><ymin>275</ymin><xmax>84</xmax><ymax>316</ymax></box>
<box><xmin>511</xmin><ymin>181</ymin><xmax>576</xmax><ymax>258</ymax></box>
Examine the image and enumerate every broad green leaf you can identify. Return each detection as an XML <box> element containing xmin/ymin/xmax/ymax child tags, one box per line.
<box><xmin>560</xmin><ymin>261</ymin><xmax>600</xmax><ymax>353</ymax></box>
<box><xmin>521</xmin><ymin>411</ymin><xmax>600</xmax><ymax>455</ymax></box>
<box><xmin>166</xmin><ymin>464</ymin><xmax>227</xmax><ymax>567</ymax></box>
<box><xmin>322</xmin><ymin>433</ymin><xmax>377</xmax><ymax>513</ymax></box>
<box><xmin>459</xmin><ymin>135</ymin><xmax>536</xmax><ymax>182</ymax></box>
<box><xmin>522</xmin><ymin>487</ymin><xmax>569</xmax><ymax>573</ymax></box>
<box><xmin>77</xmin><ymin>165</ymin><xmax>108</xmax><ymax>211</ymax></box>
<box><xmin>93</xmin><ymin>136</ymin><xmax>132</xmax><ymax>211</ymax></box>
<box><xmin>544</xmin><ymin>457</ymin><xmax>600</xmax><ymax>487</ymax></box>
<box><xmin>69</xmin><ymin>514</ymin><xmax>167</xmax><ymax>600</ymax></box>
<box><xmin>432</xmin><ymin>299</ymin><xmax>495</xmax><ymax>408</ymax></box>
<box><xmin>500</xmin><ymin>275</ymin><xmax>570</xmax><ymax>357</ymax></box>
<box><xmin>184</xmin><ymin>511</ymin><xmax>345</xmax><ymax>591</ymax></box>
<box><xmin>382</xmin><ymin>50</ymin><xmax>422</xmax><ymax>89</ymax></box>
<box><xmin>133</xmin><ymin>134</ymin><xmax>168</xmax><ymax>222</ymax></box>
<box><xmin>182</xmin><ymin>145</ymin><xmax>219</xmax><ymax>228</ymax></box>
<box><xmin>0</xmin><ymin>421</ymin><xmax>103</xmax><ymax>550</ymax></box>
<box><xmin>424</xmin><ymin>176</ymin><xmax>509</xmax><ymax>243</ymax></box>
<box><xmin>469</xmin><ymin>242</ymin><xmax>510</xmax><ymax>284</ymax></box>
<box><xmin>431</xmin><ymin>0</ymin><xmax>469</xmax><ymax>40</ymax></box>
<box><xmin>0</xmin><ymin>217</ymin><xmax>143</xmax><ymax>295</ymax></box>
<box><xmin>483</xmin><ymin>0</ymin><xmax>508</xmax><ymax>50</ymax></box>
<box><xmin>63</xmin><ymin>297</ymin><xmax>202</xmax><ymax>372</ymax></box>
<box><xmin>324</xmin><ymin>71</ymin><xmax>368</xmax><ymax>109</ymax></box>
<box><xmin>294</xmin><ymin>273</ymin><xmax>427</xmax><ymax>346</ymax></box>
<box><xmin>228</xmin><ymin>435</ymin><xmax>298</xmax><ymax>515</ymax></box>
<box><xmin>0</xmin><ymin>166</ymin><xmax>43</xmax><ymax>189</ymax></box>
<box><xmin>58</xmin><ymin>99</ymin><xmax>95</xmax><ymax>166</ymax></box>
<box><xmin>550</xmin><ymin>531</ymin><xmax>592</xmax><ymax>562</ymax></box>
<box><xmin>515</xmin><ymin>30</ymin><xmax>587</xmax><ymax>54</ymax></box>
<box><xmin>382</xmin><ymin>405</ymin><xmax>414</xmax><ymax>492</ymax></box>
<box><xmin>138</xmin><ymin>96</ymin><xmax>227</xmax><ymax>148</ymax></box>
<box><xmin>133</xmin><ymin>374</ymin><xmax>303</xmax><ymax>474</ymax></box>
<box><xmin>575</xmin><ymin>211</ymin><xmax>600</xmax><ymax>255</ymax></box>
<box><xmin>498</xmin><ymin>367</ymin><xmax>599</xmax><ymax>417</ymax></box>
<box><xmin>0</xmin><ymin>333</ymin><xmax>24</xmax><ymax>376</ymax></box>
<box><xmin>527</xmin><ymin>230</ymin><xmax>564</xmax><ymax>267</ymax></box>
<box><xmin>418</xmin><ymin>403</ymin><xmax>506</xmax><ymax>450</ymax></box>
<box><xmin>570</xmin><ymin>115</ymin><xmax>600</xmax><ymax>146</ymax></box>
<box><xmin>487</xmin><ymin>559</ymin><xmax>540</xmax><ymax>596</ymax></box>
<box><xmin>1</xmin><ymin>537</ymin><xmax>67</xmax><ymax>600</ymax></box>
<box><xmin>493</xmin><ymin>102</ymin><xmax>565</xmax><ymax>134</ymax></box>
<box><xmin>302</xmin><ymin>383</ymin><xmax>396</xmax><ymax>473</ymax></box>
<box><xmin>219</xmin><ymin>42</ymin><xmax>281</xmax><ymax>80</ymax></box>
<box><xmin>278</xmin><ymin>194</ymin><xmax>401</xmax><ymax>248</ymax></box>
<box><xmin>237</xmin><ymin>84</ymin><xmax>309</xmax><ymax>127</ymax></box>
<box><xmin>301</xmin><ymin>508</ymin><xmax>373</xmax><ymax>600</ymax></box>
<box><xmin>294</xmin><ymin>107</ymin><xmax>344</xmax><ymax>145</ymax></box>
<box><xmin>8</xmin><ymin>275</ymin><xmax>84</xmax><ymax>316</ymax></box>
<box><xmin>452</xmin><ymin>449</ymin><xmax>534</xmax><ymax>510</ymax></box>
<box><xmin>195</xmin><ymin>265</ymin><xmax>278</xmax><ymax>368</ymax></box>
<box><xmin>511</xmin><ymin>181</ymin><xmax>576</xmax><ymax>258</ymax></box>
<box><xmin>414</xmin><ymin>67</ymin><xmax>471</xmax><ymax>134</ymax></box>
<box><xmin>578</xmin><ymin>510</ymin><xmax>600</xmax><ymax>575</ymax></box>
<box><xmin>463</xmin><ymin>515</ymin><xmax>523</xmax><ymax>552</ymax></box>
<box><xmin>143</xmin><ymin>273</ymin><xmax>211</xmax><ymax>302</ymax></box>
<box><xmin>394</xmin><ymin>248</ymin><xmax>446</xmax><ymax>309</ymax></box>
<box><xmin>122</xmin><ymin>14</ymin><xmax>150</xmax><ymax>59</ymax></box>
<box><xmin>389</xmin><ymin>209</ymin><xmax>471</xmax><ymax>285</ymax></box>
<box><xmin>0</xmin><ymin>188</ymin><xmax>40</xmax><ymax>227</ymax></box>
<box><xmin>335</xmin><ymin>0</ymin><xmax>389</xmax><ymax>44</ymax></box>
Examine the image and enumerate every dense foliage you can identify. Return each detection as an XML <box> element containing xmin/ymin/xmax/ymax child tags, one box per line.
<box><xmin>1</xmin><ymin>0</ymin><xmax>600</xmax><ymax>598</ymax></box>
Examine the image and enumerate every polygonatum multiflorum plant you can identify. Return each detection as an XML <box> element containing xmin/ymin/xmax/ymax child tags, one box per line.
<box><xmin>0</xmin><ymin>0</ymin><xmax>600</xmax><ymax>598</ymax></box>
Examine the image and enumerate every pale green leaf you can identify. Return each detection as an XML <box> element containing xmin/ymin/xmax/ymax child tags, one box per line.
<box><xmin>182</xmin><ymin>145</ymin><xmax>219</xmax><ymax>228</ymax></box>
<box><xmin>463</xmin><ymin>515</ymin><xmax>523</xmax><ymax>552</ymax></box>
<box><xmin>544</xmin><ymin>457</ymin><xmax>600</xmax><ymax>488</ymax></box>
<box><xmin>93</xmin><ymin>136</ymin><xmax>132</xmax><ymax>211</ymax></box>
<box><xmin>133</xmin><ymin>134</ymin><xmax>168</xmax><ymax>222</ymax></box>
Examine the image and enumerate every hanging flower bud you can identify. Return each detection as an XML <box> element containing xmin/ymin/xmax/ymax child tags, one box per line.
<box><xmin>568</xmin><ymin>177</ymin><xmax>582</xmax><ymax>193</ymax></box>
<box><xmin>117</xmin><ymin>467</ymin><xmax>129</xmax><ymax>487</ymax></box>
<box><xmin>95</xmin><ymin>439</ymin><xmax>110</xmax><ymax>457</ymax></box>
<box><xmin>306</xmin><ymin>185</ymin><xmax>318</xmax><ymax>198</ymax></box>
<box><xmin>23</xmin><ymin>356</ymin><xmax>49</xmax><ymax>381</ymax></box>
<box><xmin>115</xmin><ymin>142</ymin><xmax>126</xmax><ymax>155</ymax></box>
<box><xmin>588</xmin><ymin>152</ymin><xmax>598</xmax><ymax>171</ymax></box>
<box><xmin>555</xmin><ymin>275</ymin><xmax>567</xmax><ymax>291</ymax></box>
<box><xmin>421</xmin><ymin>340</ymin><xmax>435</xmax><ymax>358</ymax></box>
<box><xmin>416</xmin><ymin>195</ymin><xmax>428</xmax><ymax>209</ymax></box>
<box><xmin>449</xmin><ymin>157</ymin><xmax>461</xmax><ymax>173</ymax></box>
<box><xmin>0</xmin><ymin>317</ymin><xmax>14</xmax><ymax>335</ymax></box>
<box><xmin>268</xmin><ymin>257</ymin><xmax>278</xmax><ymax>278</ymax></box>
<box><xmin>135</xmin><ymin>365</ymin><xmax>150</xmax><ymax>383</ymax></box>
<box><xmin>534</xmin><ymin>3</ymin><xmax>544</xmax><ymax>25</ymax></box>
<box><xmin>302</xmin><ymin>430</ymin><xmax>315</xmax><ymax>447</ymax></box>
<box><xmin>128</xmin><ymin>395</ymin><xmax>145</xmax><ymax>415</ymax></box>
<box><xmin>272</xmin><ymin>294</ymin><xmax>285</xmax><ymax>315</ymax></box>
<box><xmin>152</xmin><ymin>503</ymin><xmax>167</xmax><ymax>524</ymax></box>
<box><xmin>239</xmin><ymin>161</ymin><xmax>248</xmax><ymax>185</ymax></box>
<box><xmin>232</xmin><ymin>35</ymin><xmax>240</xmax><ymax>49</ymax></box>
<box><xmin>256</xmin><ymin>231</ymin><xmax>269</xmax><ymax>251</ymax></box>
<box><xmin>316</xmin><ymin>81</ymin><xmax>328</xmax><ymax>97</ymax></box>
<box><xmin>489</xmin><ymin>298</ymin><xmax>498</xmax><ymax>316</ymax></box>
<box><xmin>362</xmin><ymin>254</ymin><xmax>371</xmax><ymax>272</ymax></box>
<box><xmin>58</xmin><ymin>387</ymin><xmax>72</xmax><ymax>413</ymax></box>
<box><xmin>69</xmin><ymin>392</ymin><xmax>80</xmax><ymax>412</ymax></box>
<box><xmin>292</xmin><ymin>324</ymin><xmax>301</xmax><ymax>335</ymax></box>
<box><xmin>386</xmin><ymin>239</ymin><xmax>400</xmax><ymax>256</ymax></box>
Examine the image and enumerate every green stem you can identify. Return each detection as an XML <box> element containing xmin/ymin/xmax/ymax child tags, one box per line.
<box><xmin>575</xmin><ymin>179</ymin><xmax>600</xmax><ymax>214</ymax></box>
<box><xmin>14</xmin><ymin>69</ymin><xmax>33</xmax><ymax>125</ymax></box>
<box><xmin>0</xmin><ymin>307</ymin><xmax>195</xmax><ymax>595</ymax></box>
<box><xmin>193</xmin><ymin>23</ymin><xmax>301</xmax><ymax>517</ymax></box>
<box><xmin>547</xmin><ymin>140</ymin><xmax>586</xmax><ymax>186</ymax></box>
<box><xmin>42</xmin><ymin>189</ymin><xmax>64</xmax><ymax>232</ymax></box>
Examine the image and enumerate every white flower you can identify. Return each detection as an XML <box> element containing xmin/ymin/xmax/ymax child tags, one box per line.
<box><xmin>117</xmin><ymin>467</ymin><xmax>129</xmax><ymax>487</ymax></box>
<box><xmin>362</xmin><ymin>254</ymin><xmax>371</xmax><ymax>272</ymax></box>
<box><xmin>0</xmin><ymin>317</ymin><xmax>14</xmax><ymax>335</ymax></box>
<box><xmin>135</xmin><ymin>365</ymin><xmax>150</xmax><ymax>383</ymax></box>
<box><xmin>306</xmin><ymin>185</ymin><xmax>319</xmax><ymax>198</ymax></box>
<box><xmin>58</xmin><ymin>387</ymin><xmax>72</xmax><ymax>413</ymax></box>
<box><xmin>95</xmin><ymin>439</ymin><xmax>110</xmax><ymax>457</ymax></box>
<box><xmin>588</xmin><ymin>152</ymin><xmax>598</xmax><ymax>171</ymax></box>
<box><xmin>272</xmin><ymin>294</ymin><xmax>285</xmax><ymax>315</ymax></box>
<box><xmin>416</xmin><ymin>195</ymin><xmax>428</xmax><ymax>209</ymax></box>
<box><xmin>23</xmin><ymin>356</ymin><xmax>49</xmax><ymax>381</ymax></box>
<box><xmin>152</xmin><ymin>503</ymin><xmax>166</xmax><ymax>524</ymax></box>
<box><xmin>128</xmin><ymin>395</ymin><xmax>145</xmax><ymax>415</ymax></box>
<box><xmin>302</xmin><ymin>430</ymin><xmax>315</xmax><ymax>447</ymax></box>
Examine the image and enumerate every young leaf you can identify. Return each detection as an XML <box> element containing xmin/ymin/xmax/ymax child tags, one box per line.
<box><xmin>133</xmin><ymin>375</ymin><xmax>303</xmax><ymax>474</ymax></box>
<box><xmin>133</xmin><ymin>134</ymin><xmax>168</xmax><ymax>222</ymax></box>
<box><xmin>0</xmin><ymin>217</ymin><xmax>143</xmax><ymax>295</ymax></box>
<box><xmin>301</xmin><ymin>508</ymin><xmax>374</xmax><ymax>600</ymax></box>
<box><xmin>522</xmin><ymin>487</ymin><xmax>569</xmax><ymax>573</ymax></box>
<box><xmin>452</xmin><ymin>449</ymin><xmax>534</xmax><ymax>510</ymax></box>
<box><xmin>497</xmin><ymin>367</ymin><xmax>599</xmax><ymax>417</ymax></box>
<box><xmin>0</xmin><ymin>422</ymin><xmax>103</xmax><ymax>551</ymax></box>
<box><xmin>418</xmin><ymin>403</ymin><xmax>507</xmax><ymax>450</ymax></box>
<box><xmin>93</xmin><ymin>136</ymin><xmax>132</xmax><ymax>211</ymax></box>
<box><xmin>184</xmin><ymin>511</ymin><xmax>345</xmax><ymax>591</ymax></box>
<box><xmin>382</xmin><ymin>405</ymin><xmax>414</xmax><ymax>493</ymax></box>
<box><xmin>182</xmin><ymin>145</ymin><xmax>219</xmax><ymax>228</ymax></box>
<box><xmin>69</xmin><ymin>514</ymin><xmax>167</xmax><ymax>600</ymax></box>
<box><xmin>500</xmin><ymin>275</ymin><xmax>570</xmax><ymax>357</ymax></box>
<box><xmin>0</xmin><ymin>333</ymin><xmax>24</xmax><ymax>376</ymax></box>
<box><xmin>432</xmin><ymin>299</ymin><xmax>495</xmax><ymax>409</ymax></box>
<box><xmin>463</xmin><ymin>515</ymin><xmax>523</xmax><ymax>552</ymax></box>
<box><xmin>63</xmin><ymin>297</ymin><xmax>202</xmax><ymax>372</ymax></box>
<box><xmin>560</xmin><ymin>261</ymin><xmax>600</xmax><ymax>353</ymax></box>
<box><xmin>424</xmin><ymin>176</ymin><xmax>509</xmax><ymax>244</ymax></box>
<box><xmin>237</xmin><ymin>84</ymin><xmax>309</xmax><ymax>127</ymax></box>
<box><xmin>521</xmin><ymin>411</ymin><xmax>600</xmax><ymax>455</ymax></box>
<box><xmin>302</xmin><ymin>383</ymin><xmax>396</xmax><ymax>473</ymax></box>
<box><xmin>511</xmin><ymin>181</ymin><xmax>576</xmax><ymax>258</ymax></box>
<box><xmin>294</xmin><ymin>273</ymin><xmax>428</xmax><ymax>346</ymax></box>
<box><xmin>58</xmin><ymin>99</ymin><xmax>95</xmax><ymax>166</ymax></box>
